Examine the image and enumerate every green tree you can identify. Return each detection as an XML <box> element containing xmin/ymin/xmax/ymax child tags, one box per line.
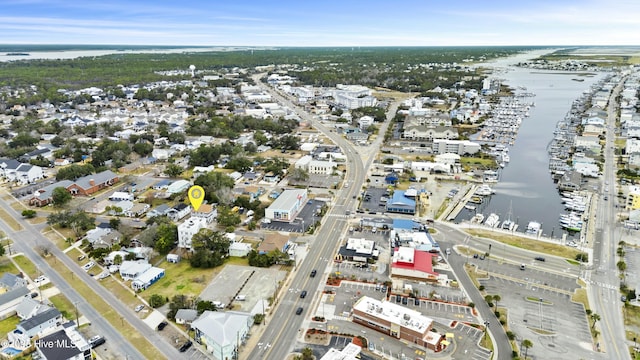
<box><xmin>149</xmin><ymin>294</ymin><xmax>167</xmax><ymax>308</ymax></box>
<box><xmin>155</xmin><ymin>223</ymin><xmax>177</xmax><ymax>255</ymax></box>
<box><xmin>132</xmin><ymin>142</ymin><xmax>153</xmax><ymax>156</ymax></box>
<box><xmin>52</xmin><ymin>187</ymin><xmax>72</xmax><ymax>207</ymax></box>
<box><xmin>109</xmin><ymin>218</ymin><xmax>121</xmax><ymax>230</ymax></box>
<box><xmin>521</xmin><ymin>339</ymin><xmax>533</xmax><ymax>359</ymax></box>
<box><xmin>300</xmin><ymin>347</ymin><xmax>313</xmax><ymax>360</ymax></box>
<box><xmin>113</xmin><ymin>254</ymin><xmax>123</xmax><ymax>265</ymax></box>
<box><xmin>590</xmin><ymin>312</ymin><xmax>601</xmax><ymax>330</ymax></box>
<box><xmin>189</xmin><ymin>229</ymin><xmax>230</xmax><ymax>268</ymax></box>
<box><xmin>164</xmin><ymin>163</ymin><xmax>184</xmax><ymax>178</ymax></box>
<box><xmin>493</xmin><ymin>294</ymin><xmax>501</xmax><ymax>310</ymax></box>
<box><xmin>196</xmin><ymin>300</ymin><xmax>218</xmax><ymax>314</ymax></box>
<box><xmin>21</xmin><ymin>209</ymin><xmax>37</xmax><ymax>218</ymax></box>
<box><xmin>290</xmin><ymin>167</ymin><xmax>310</xmax><ymax>182</ymax></box>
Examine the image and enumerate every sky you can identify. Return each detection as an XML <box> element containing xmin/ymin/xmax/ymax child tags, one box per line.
<box><xmin>0</xmin><ymin>0</ymin><xmax>639</xmax><ymax>47</ymax></box>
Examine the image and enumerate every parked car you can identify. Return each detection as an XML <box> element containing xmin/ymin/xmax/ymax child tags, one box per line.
<box><xmin>89</xmin><ymin>336</ymin><xmax>105</xmax><ymax>349</ymax></box>
<box><xmin>179</xmin><ymin>340</ymin><xmax>192</xmax><ymax>352</ymax></box>
<box><xmin>34</xmin><ymin>276</ymin><xmax>47</xmax><ymax>283</ymax></box>
<box><xmin>77</xmin><ymin>255</ymin><xmax>86</xmax><ymax>261</ymax></box>
<box><xmin>83</xmin><ymin>262</ymin><xmax>95</xmax><ymax>271</ymax></box>
<box><xmin>300</xmin><ymin>290</ymin><xmax>307</xmax><ymax>299</ymax></box>
<box><xmin>134</xmin><ymin>305</ymin><xmax>145</xmax><ymax>312</ymax></box>
<box><xmin>401</xmin><ymin>297</ymin><xmax>408</xmax><ymax>305</ymax></box>
<box><xmin>157</xmin><ymin>321</ymin><xmax>168</xmax><ymax>331</ymax></box>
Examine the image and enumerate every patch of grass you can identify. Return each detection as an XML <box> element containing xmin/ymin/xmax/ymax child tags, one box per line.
<box><xmin>0</xmin><ymin>208</ymin><xmax>22</xmax><ymax>231</ymax></box>
<box><xmin>44</xmin><ymin>256</ymin><xmax>166</xmax><ymax>360</ymax></box>
<box><xmin>27</xmin><ymin>217</ymin><xmax>47</xmax><ymax>225</ymax></box>
<box><xmin>572</xmin><ymin>288</ymin><xmax>590</xmax><ymax>311</ymax></box>
<box><xmin>0</xmin><ymin>315</ymin><xmax>20</xmax><ymax>337</ymax></box>
<box><xmin>436</xmin><ymin>198</ymin><xmax>450</xmax><ymax>219</ymax></box>
<box><xmin>13</xmin><ymin>255</ymin><xmax>37</xmax><ymax>278</ymax></box>
<box><xmin>0</xmin><ymin>257</ymin><xmax>19</xmax><ymax>274</ymax></box>
<box><xmin>142</xmin><ymin>260</ymin><xmax>223</xmax><ymax>301</ymax></box>
<box><xmin>465</xmin><ymin>229</ymin><xmax>582</xmax><ymax>260</ymax></box>
<box><xmin>624</xmin><ymin>303</ymin><xmax>640</xmax><ymax>329</ymax></box>
<box><xmin>529</xmin><ymin>328</ymin><xmax>555</xmax><ymax>335</ymax></box>
<box><xmin>49</xmin><ymin>293</ymin><xmax>76</xmax><ymax>320</ymax></box>
<box><xmin>526</xmin><ymin>297</ymin><xmax>553</xmax><ymax>305</ymax></box>
<box><xmin>41</xmin><ymin>227</ymin><xmax>72</xmax><ymax>250</ymax></box>
<box><xmin>225</xmin><ymin>257</ymin><xmax>249</xmax><ymax>266</ymax></box>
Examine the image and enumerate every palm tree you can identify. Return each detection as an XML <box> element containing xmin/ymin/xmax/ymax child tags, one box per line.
<box><xmin>493</xmin><ymin>294</ymin><xmax>501</xmax><ymax>310</ymax></box>
<box><xmin>522</xmin><ymin>339</ymin><xmax>533</xmax><ymax>359</ymax></box>
<box><xmin>590</xmin><ymin>312</ymin><xmax>601</xmax><ymax>330</ymax></box>
<box><xmin>617</xmin><ymin>261</ymin><xmax>627</xmax><ymax>283</ymax></box>
<box><xmin>617</xmin><ymin>246</ymin><xmax>625</xmax><ymax>257</ymax></box>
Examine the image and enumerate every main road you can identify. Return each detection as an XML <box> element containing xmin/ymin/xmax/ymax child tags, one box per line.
<box><xmin>248</xmin><ymin>74</ymin><xmax>399</xmax><ymax>360</ymax></box>
<box><xmin>0</xmin><ymin>195</ymin><xmax>185</xmax><ymax>360</ymax></box>
<box><xmin>587</xmin><ymin>75</ymin><xmax>629</xmax><ymax>359</ymax></box>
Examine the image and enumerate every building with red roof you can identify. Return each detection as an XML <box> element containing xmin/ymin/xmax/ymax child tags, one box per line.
<box><xmin>390</xmin><ymin>247</ymin><xmax>439</xmax><ymax>282</ymax></box>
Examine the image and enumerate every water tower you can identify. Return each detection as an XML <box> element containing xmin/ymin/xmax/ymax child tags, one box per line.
<box><xmin>189</xmin><ymin>64</ymin><xmax>196</xmax><ymax>78</ymax></box>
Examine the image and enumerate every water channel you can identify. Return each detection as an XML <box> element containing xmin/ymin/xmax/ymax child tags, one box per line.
<box><xmin>455</xmin><ymin>51</ymin><xmax>608</xmax><ymax>238</ymax></box>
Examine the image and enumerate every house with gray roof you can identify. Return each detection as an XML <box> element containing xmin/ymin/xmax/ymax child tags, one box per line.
<box><xmin>66</xmin><ymin>170</ymin><xmax>119</xmax><ymax>196</ymax></box>
<box><xmin>175</xmin><ymin>308</ymin><xmax>198</xmax><ymax>324</ymax></box>
<box><xmin>0</xmin><ymin>286</ymin><xmax>30</xmax><ymax>318</ymax></box>
<box><xmin>29</xmin><ymin>180</ymin><xmax>74</xmax><ymax>207</ymax></box>
<box><xmin>16</xmin><ymin>297</ymin><xmax>44</xmax><ymax>320</ymax></box>
<box><xmin>0</xmin><ymin>273</ymin><xmax>27</xmax><ymax>290</ymax></box>
<box><xmin>35</xmin><ymin>327</ymin><xmax>91</xmax><ymax>360</ymax></box>
<box><xmin>8</xmin><ymin>307</ymin><xmax>62</xmax><ymax>346</ymax></box>
<box><xmin>192</xmin><ymin>310</ymin><xmax>253</xmax><ymax>360</ymax></box>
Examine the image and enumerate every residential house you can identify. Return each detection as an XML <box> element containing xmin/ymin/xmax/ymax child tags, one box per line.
<box><xmin>403</xmin><ymin>125</ymin><xmax>458</xmax><ymax>141</ymax></box>
<box><xmin>103</xmin><ymin>251</ymin><xmax>129</xmax><ymax>266</ymax></box>
<box><xmin>0</xmin><ymin>286</ymin><xmax>30</xmax><ymax>318</ymax></box>
<box><xmin>54</xmin><ymin>159</ymin><xmax>71</xmax><ymax>167</ymax></box>
<box><xmin>262</xmin><ymin>172</ymin><xmax>280</xmax><ymax>184</ymax></box>
<box><xmin>124</xmin><ymin>203</ymin><xmax>150</xmax><ymax>218</ymax></box>
<box><xmin>0</xmin><ymin>273</ymin><xmax>28</xmax><ymax>290</ymax></box>
<box><xmin>0</xmin><ymin>159</ymin><xmax>45</xmax><ymax>185</ymax></box>
<box><xmin>8</xmin><ymin>307</ymin><xmax>63</xmax><ymax>346</ymax></box>
<box><xmin>147</xmin><ymin>204</ymin><xmax>171</xmax><ymax>218</ymax></box>
<box><xmin>175</xmin><ymin>309</ymin><xmax>198</xmax><ymax>325</ymax></box>
<box><xmin>192</xmin><ymin>203</ymin><xmax>217</xmax><ymax>224</ymax></box>
<box><xmin>192</xmin><ymin>310</ymin><xmax>253</xmax><ymax>360</ymax></box>
<box><xmin>168</xmin><ymin>203</ymin><xmax>191</xmax><ymax>222</ymax></box>
<box><xmin>35</xmin><ymin>326</ymin><xmax>92</xmax><ymax>360</ymax></box>
<box><xmin>15</xmin><ymin>297</ymin><xmax>45</xmax><ymax>320</ymax></box>
<box><xmin>178</xmin><ymin>217</ymin><xmax>208</xmax><ymax>250</ymax></box>
<box><xmin>166</xmin><ymin>179</ymin><xmax>191</xmax><ymax>194</ymax></box>
<box><xmin>152</xmin><ymin>179</ymin><xmax>171</xmax><ymax>190</ymax></box>
<box><xmin>229</xmin><ymin>242</ymin><xmax>252</xmax><ymax>257</ymax></box>
<box><xmin>85</xmin><ymin>228</ymin><xmax>121</xmax><ymax>249</ymax></box>
<box><xmin>66</xmin><ymin>170</ymin><xmax>119</xmax><ymax>196</ymax></box>
<box><xmin>131</xmin><ymin>266</ymin><xmax>165</xmax><ymax>291</ymax></box>
<box><xmin>109</xmin><ymin>191</ymin><xmax>134</xmax><ymax>202</ymax></box>
<box><xmin>257</xmin><ymin>233</ymin><xmax>290</xmax><ymax>255</ymax></box>
<box><xmin>119</xmin><ymin>260</ymin><xmax>152</xmax><ymax>281</ymax></box>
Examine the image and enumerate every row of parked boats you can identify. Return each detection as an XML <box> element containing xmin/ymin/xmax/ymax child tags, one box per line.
<box><xmin>558</xmin><ymin>191</ymin><xmax>590</xmax><ymax>232</ymax></box>
<box><xmin>476</xmin><ymin>96</ymin><xmax>534</xmax><ymax>147</ymax></box>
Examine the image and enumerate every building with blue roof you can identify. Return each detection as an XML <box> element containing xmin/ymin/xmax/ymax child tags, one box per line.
<box><xmin>386</xmin><ymin>190</ymin><xmax>416</xmax><ymax>215</ymax></box>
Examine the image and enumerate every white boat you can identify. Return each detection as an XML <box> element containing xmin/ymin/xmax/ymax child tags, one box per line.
<box><xmin>502</xmin><ymin>153</ymin><xmax>510</xmax><ymax>163</ymax></box>
<box><xmin>485</xmin><ymin>213</ymin><xmax>500</xmax><ymax>228</ymax></box>
<box><xmin>472</xmin><ymin>213</ymin><xmax>485</xmax><ymax>223</ymax></box>
<box><xmin>525</xmin><ymin>221</ymin><xmax>541</xmax><ymax>235</ymax></box>
<box><xmin>465</xmin><ymin>205</ymin><xmax>476</xmax><ymax>211</ymax></box>
<box><xmin>475</xmin><ymin>185</ymin><xmax>495</xmax><ymax>196</ymax></box>
<box><xmin>501</xmin><ymin>201</ymin><xmax>516</xmax><ymax>231</ymax></box>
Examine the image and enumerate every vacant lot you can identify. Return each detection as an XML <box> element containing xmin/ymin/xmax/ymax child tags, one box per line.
<box><xmin>13</xmin><ymin>254</ymin><xmax>37</xmax><ymax>278</ymax></box>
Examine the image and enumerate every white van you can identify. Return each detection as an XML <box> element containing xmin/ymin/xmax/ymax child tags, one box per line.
<box><xmin>235</xmin><ymin>295</ymin><xmax>246</xmax><ymax>301</ymax></box>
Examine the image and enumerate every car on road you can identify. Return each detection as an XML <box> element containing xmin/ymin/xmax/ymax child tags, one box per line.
<box><xmin>300</xmin><ymin>290</ymin><xmax>307</xmax><ymax>298</ymax></box>
<box><xmin>534</xmin><ymin>256</ymin><xmax>546</xmax><ymax>262</ymax></box>
<box><xmin>179</xmin><ymin>340</ymin><xmax>192</xmax><ymax>352</ymax></box>
<box><xmin>157</xmin><ymin>321</ymin><xmax>168</xmax><ymax>331</ymax></box>
<box><xmin>296</xmin><ymin>307</ymin><xmax>304</xmax><ymax>315</ymax></box>
<box><xmin>82</xmin><ymin>262</ymin><xmax>95</xmax><ymax>271</ymax></box>
<box><xmin>89</xmin><ymin>335</ymin><xmax>105</xmax><ymax>349</ymax></box>
<box><xmin>520</xmin><ymin>264</ymin><xmax>526</xmax><ymax>270</ymax></box>
<box><xmin>310</xmin><ymin>270</ymin><xmax>317</xmax><ymax>277</ymax></box>
<box><xmin>134</xmin><ymin>305</ymin><xmax>145</xmax><ymax>312</ymax></box>
<box><xmin>473</xmin><ymin>253</ymin><xmax>479</xmax><ymax>259</ymax></box>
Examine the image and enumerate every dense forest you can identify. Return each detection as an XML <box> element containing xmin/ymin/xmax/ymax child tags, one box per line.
<box><xmin>0</xmin><ymin>46</ymin><xmax>538</xmax><ymax>93</ymax></box>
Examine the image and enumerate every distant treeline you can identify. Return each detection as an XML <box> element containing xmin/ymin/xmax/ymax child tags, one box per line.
<box><xmin>0</xmin><ymin>46</ymin><xmax>540</xmax><ymax>92</ymax></box>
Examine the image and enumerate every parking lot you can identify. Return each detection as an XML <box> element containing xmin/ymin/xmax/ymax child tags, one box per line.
<box><xmin>359</xmin><ymin>186</ymin><xmax>389</xmax><ymax>214</ymax></box>
<box><xmin>315</xmin><ymin>278</ymin><xmax>486</xmax><ymax>359</ymax></box>
<box><xmin>260</xmin><ymin>199</ymin><xmax>325</xmax><ymax>233</ymax></box>
<box><xmin>199</xmin><ymin>264</ymin><xmax>287</xmax><ymax>312</ymax></box>
<box><xmin>480</xmin><ymin>274</ymin><xmax>595</xmax><ymax>360</ymax></box>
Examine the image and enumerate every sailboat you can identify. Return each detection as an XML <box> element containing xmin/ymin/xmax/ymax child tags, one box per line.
<box><xmin>500</xmin><ymin>201</ymin><xmax>517</xmax><ymax>231</ymax></box>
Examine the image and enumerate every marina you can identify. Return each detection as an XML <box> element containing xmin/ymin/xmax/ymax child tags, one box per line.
<box><xmin>451</xmin><ymin>65</ymin><xmax>606</xmax><ymax>238</ymax></box>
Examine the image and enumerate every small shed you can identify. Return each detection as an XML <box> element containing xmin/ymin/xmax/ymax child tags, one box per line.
<box><xmin>166</xmin><ymin>254</ymin><xmax>180</xmax><ymax>263</ymax></box>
